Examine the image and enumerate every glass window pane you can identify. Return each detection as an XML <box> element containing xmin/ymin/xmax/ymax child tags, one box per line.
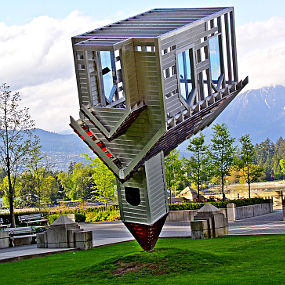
<box><xmin>185</xmin><ymin>51</ymin><xmax>191</xmax><ymax>80</ymax></box>
<box><xmin>100</xmin><ymin>51</ymin><xmax>114</xmax><ymax>100</ymax></box>
<box><xmin>177</xmin><ymin>49</ymin><xmax>193</xmax><ymax>103</ymax></box>
<box><xmin>180</xmin><ymin>83</ymin><xmax>186</xmax><ymax>100</ymax></box>
<box><xmin>209</xmin><ymin>36</ymin><xmax>221</xmax><ymax>81</ymax></box>
<box><xmin>178</xmin><ymin>53</ymin><xmax>184</xmax><ymax>81</ymax></box>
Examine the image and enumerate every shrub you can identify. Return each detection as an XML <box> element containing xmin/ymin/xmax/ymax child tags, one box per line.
<box><xmin>49</xmin><ymin>214</ymin><xmax>59</xmax><ymax>224</ymax></box>
<box><xmin>85</xmin><ymin>208</ymin><xmax>120</xmax><ymax>222</ymax></box>
<box><xmin>169</xmin><ymin>198</ymin><xmax>268</xmax><ymax>211</ymax></box>
<box><xmin>75</xmin><ymin>213</ymin><xmax>86</xmax><ymax>223</ymax></box>
<box><xmin>34</xmin><ymin>226</ymin><xmax>47</xmax><ymax>233</ymax></box>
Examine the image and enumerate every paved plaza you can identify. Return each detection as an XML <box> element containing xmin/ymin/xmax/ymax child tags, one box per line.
<box><xmin>0</xmin><ymin>210</ymin><xmax>284</xmax><ymax>263</ymax></box>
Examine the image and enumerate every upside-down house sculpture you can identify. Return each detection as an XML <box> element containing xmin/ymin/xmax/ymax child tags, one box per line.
<box><xmin>70</xmin><ymin>7</ymin><xmax>248</xmax><ymax>251</ymax></box>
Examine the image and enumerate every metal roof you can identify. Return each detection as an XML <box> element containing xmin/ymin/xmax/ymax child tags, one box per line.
<box><xmin>73</xmin><ymin>7</ymin><xmax>231</xmax><ymax>47</ymax></box>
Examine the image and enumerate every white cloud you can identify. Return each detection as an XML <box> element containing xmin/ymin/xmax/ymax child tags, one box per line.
<box><xmin>237</xmin><ymin>16</ymin><xmax>285</xmax><ymax>89</ymax></box>
<box><xmin>20</xmin><ymin>77</ymin><xmax>78</xmax><ymax>132</ymax></box>
<box><xmin>0</xmin><ymin>11</ymin><xmax>109</xmax><ymax>132</ymax></box>
<box><xmin>1</xmin><ymin>13</ymin><xmax>285</xmax><ymax>132</ymax></box>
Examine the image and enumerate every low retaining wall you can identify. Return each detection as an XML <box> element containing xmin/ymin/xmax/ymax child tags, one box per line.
<box><xmin>166</xmin><ymin>208</ymin><xmax>227</xmax><ymax>222</ymax></box>
<box><xmin>166</xmin><ymin>201</ymin><xmax>273</xmax><ymax>223</ymax></box>
<box><xmin>232</xmin><ymin>202</ymin><xmax>273</xmax><ymax>220</ymax></box>
<box><xmin>283</xmin><ymin>199</ymin><xmax>285</xmax><ymax>221</ymax></box>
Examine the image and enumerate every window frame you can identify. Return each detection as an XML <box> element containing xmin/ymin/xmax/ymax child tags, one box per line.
<box><xmin>175</xmin><ymin>44</ymin><xmax>197</xmax><ymax>108</ymax></box>
<box><xmin>94</xmin><ymin>49</ymin><xmax>125</xmax><ymax>108</ymax></box>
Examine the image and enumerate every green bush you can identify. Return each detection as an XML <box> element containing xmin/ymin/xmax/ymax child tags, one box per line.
<box><xmin>0</xmin><ymin>204</ymin><xmax>121</xmax><ymax>224</ymax></box>
<box><xmin>49</xmin><ymin>214</ymin><xmax>59</xmax><ymax>224</ymax></box>
<box><xmin>75</xmin><ymin>213</ymin><xmax>86</xmax><ymax>223</ymax></box>
<box><xmin>34</xmin><ymin>226</ymin><xmax>47</xmax><ymax>233</ymax></box>
<box><xmin>85</xmin><ymin>208</ymin><xmax>120</xmax><ymax>222</ymax></box>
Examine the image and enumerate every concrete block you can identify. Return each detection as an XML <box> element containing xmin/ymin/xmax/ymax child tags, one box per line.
<box><xmin>282</xmin><ymin>199</ymin><xmax>285</xmax><ymax>221</ymax></box>
<box><xmin>13</xmin><ymin>236</ymin><xmax>34</xmax><ymax>246</ymax></box>
<box><xmin>37</xmin><ymin>232</ymin><xmax>47</xmax><ymax>248</ymax></box>
<box><xmin>215</xmin><ymin>226</ymin><xmax>228</xmax><ymax>237</ymax></box>
<box><xmin>75</xmin><ymin>231</ymin><xmax>93</xmax><ymax>250</ymax></box>
<box><xmin>0</xmin><ymin>230</ymin><xmax>9</xmax><ymax>248</ymax></box>
<box><xmin>191</xmin><ymin>220</ymin><xmax>209</xmax><ymax>239</ymax></box>
<box><xmin>67</xmin><ymin>229</ymin><xmax>81</xmax><ymax>248</ymax></box>
<box><xmin>227</xmin><ymin>203</ymin><xmax>236</xmax><ymax>222</ymax></box>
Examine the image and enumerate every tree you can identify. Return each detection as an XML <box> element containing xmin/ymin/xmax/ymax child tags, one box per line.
<box><xmin>57</xmin><ymin>162</ymin><xmax>94</xmax><ymax>202</ymax></box>
<box><xmin>27</xmin><ymin>147</ymin><xmax>52</xmax><ymax>209</ymax></box>
<box><xmin>88</xmin><ymin>157</ymin><xmax>116</xmax><ymax>209</ymax></box>
<box><xmin>17</xmin><ymin>172</ymin><xmax>37</xmax><ymax>207</ymax></box>
<box><xmin>165</xmin><ymin>149</ymin><xmax>186</xmax><ymax>203</ymax></box>
<box><xmin>186</xmin><ymin>133</ymin><xmax>210</xmax><ymax>200</ymax></box>
<box><xmin>280</xmin><ymin>159</ymin><xmax>285</xmax><ymax>175</ymax></box>
<box><xmin>209</xmin><ymin>123</ymin><xmax>236</xmax><ymax>201</ymax></box>
<box><xmin>0</xmin><ymin>83</ymin><xmax>38</xmax><ymax>227</ymax></box>
<box><xmin>254</xmin><ymin>138</ymin><xmax>274</xmax><ymax>180</ymax></box>
<box><xmin>0</xmin><ymin>175</ymin><xmax>22</xmax><ymax>207</ymax></box>
<box><xmin>237</xmin><ymin>135</ymin><xmax>253</xmax><ymax>193</ymax></box>
<box><xmin>273</xmin><ymin>137</ymin><xmax>285</xmax><ymax>179</ymax></box>
<box><xmin>239</xmin><ymin>164</ymin><xmax>264</xmax><ymax>188</ymax></box>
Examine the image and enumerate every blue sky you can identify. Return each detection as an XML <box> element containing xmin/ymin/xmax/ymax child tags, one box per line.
<box><xmin>2</xmin><ymin>0</ymin><xmax>284</xmax><ymax>26</ymax></box>
<box><xmin>0</xmin><ymin>0</ymin><xmax>284</xmax><ymax>132</ymax></box>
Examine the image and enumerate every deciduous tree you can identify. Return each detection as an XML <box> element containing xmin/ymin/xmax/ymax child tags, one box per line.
<box><xmin>165</xmin><ymin>149</ymin><xmax>186</xmax><ymax>203</ymax></box>
<box><xmin>0</xmin><ymin>84</ymin><xmax>38</xmax><ymax>226</ymax></box>
<box><xmin>88</xmin><ymin>157</ymin><xmax>116</xmax><ymax>209</ymax></box>
<box><xmin>186</xmin><ymin>133</ymin><xmax>210</xmax><ymax>200</ymax></box>
<box><xmin>209</xmin><ymin>123</ymin><xmax>236</xmax><ymax>201</ymax></box>
<box><xmin>236</xmin><ymin>134</ymin><xmax>263</xmax><ymax>198</ymax></box>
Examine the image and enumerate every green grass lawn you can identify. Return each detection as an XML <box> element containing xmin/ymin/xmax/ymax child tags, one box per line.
<box><xmin>1</xmin><ymin>235</ymin><xmax>285</xmax><ymax>284</ymax></box>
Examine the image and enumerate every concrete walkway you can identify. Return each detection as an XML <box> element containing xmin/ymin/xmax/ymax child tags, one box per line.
<box><xmin>0</xmin><ymin>210</ymin><xmax>284</xmax><ymax>263</ymax></box>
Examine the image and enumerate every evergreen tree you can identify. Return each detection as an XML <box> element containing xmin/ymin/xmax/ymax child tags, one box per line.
<box><xmin>273</xmin><ymin>137</ymin><xmax>285</xmax><ymax>179</ymax></box>
<box><xmin>209</xmin><ymin>123</ymin><xmax>236</xmax><ymax>201</ymax></box>
<box><xmin>254</xmin><ymin>138</ymin><xmax>274</xmax><ymax>180</ymax></box>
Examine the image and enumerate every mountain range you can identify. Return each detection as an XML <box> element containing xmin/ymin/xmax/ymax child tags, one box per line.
<box><xmin>178</xmin><ymin>85</ymin><xmax>285</xmax><ymax>157</ymax></box>
<box><xmin>35</xmin><ymin>85</ymin><xmax>285</xmax><ymax>169</ymax></box>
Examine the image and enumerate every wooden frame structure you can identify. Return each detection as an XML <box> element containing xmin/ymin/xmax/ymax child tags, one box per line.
<box><xmin>70</xmin><ymin>7</ymin><xmax>248</xmax><ymax>250</ymax></box>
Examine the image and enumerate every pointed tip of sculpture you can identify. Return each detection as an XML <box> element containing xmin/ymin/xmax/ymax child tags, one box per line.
<box><xmin>124</xmin><ymin>214</ymin><xmax>168</xmax><ymax>251</ymax></box>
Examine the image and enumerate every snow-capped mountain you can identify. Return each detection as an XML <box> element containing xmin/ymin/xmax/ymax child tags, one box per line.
<box><xmin>178</xmin><ymin>85</ymin><xmax>285</xmax><ymax>157</ymax></box>
<box><xmin>217</xmin><ymin>85</ymin><xmax>285</xmax><ymax>142</ymax></box>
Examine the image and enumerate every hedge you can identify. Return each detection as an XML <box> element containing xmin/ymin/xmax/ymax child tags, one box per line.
<box><xmin>169</xmin><ymin>197</ymin><xmax>269</xmax><ymax>211</ymax></box>
<box><xmin>0</xmin><ymin>198</ymin><xmax>270</xmax><ymax>224</ymax></box>
<box><xmin>0</xmin><ymin>205</ymin><xmax>119</xmax><ymax>224</ymax></box>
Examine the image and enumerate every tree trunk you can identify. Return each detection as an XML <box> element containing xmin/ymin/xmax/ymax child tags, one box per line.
<box><xmin>8</xmin><ymin>193</ymin><xmax>15</xmax><ymax>228</ymax></box>
<box><xmin>6</xmin><ymin>144</ymin><xmax>16</xmax><ymax>227</ymax></box>
<box><xmin>248</xmin><ymin>181</ymin><xmax>251</xmax><ymax>199</ymax></box>
<box><xmin>7</xmin><ymin>173</ymin><xmax>16</xmax><ymax>228</ymax></box>
<box><xmin>222</xmin><ymin>174</ymin><xmax>225</xmax><ymax>201</ymax></box>
<box><xmin>247</xmin><ymin>169</ymin><xmax>251</xmax><ymax>199</ymax></box>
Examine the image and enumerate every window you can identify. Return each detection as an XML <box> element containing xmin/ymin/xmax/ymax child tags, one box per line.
<box><xmin>100</xmin><ymin>51</ymin><xmax>117</xmax><ymax>103</ymax></box>
<box><xmin>98</xmin><ymin>50</ymin><xmax>125</xmax><ymax>108</ymax></box>
<box><xmin>209</xmin><ymin>36</ymin><xmax>221</xmax><ymax>82</ymax></box>
<box><xmin>177</xmin><ymin>48</ymin><xmax>194</xmax><ymax>103</ymax></box>
<box><xmin>125</xmin><ymin>187</ymin><xmax>140</xmax><ymax>206</ymax></box>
